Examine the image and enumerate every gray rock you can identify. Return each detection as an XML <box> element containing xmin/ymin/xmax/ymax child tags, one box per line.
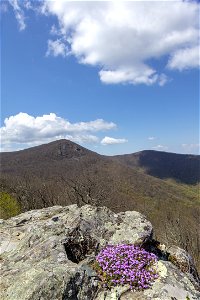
<box><xmin>0</xmin><ymin>205</ymin><xmax>199</xmax><ymax>300</ymax></box>
<box><xmin>167</xmin><ymin>245</ymin><xmax>200</xmax><ymax>289</ymax></box>
<box><xmin>0</xmin><ymin>205</ymin><xmax>152</xmax><ymax>300</ymax></box>
<box><xmin>97</xmin><ymin>260</ymin><xmax>200</xmax><ymax>300</ymax></box>
<box><xmin>119</xmin><ymin>261</ymin><xmax>200</xmax><ymax>300</ymax></box>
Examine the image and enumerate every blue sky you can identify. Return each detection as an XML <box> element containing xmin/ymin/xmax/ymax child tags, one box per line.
<box><xmin>1</xmin><ymin>0</ymin><xmax>199</xmax><ymax>155</ymax></box>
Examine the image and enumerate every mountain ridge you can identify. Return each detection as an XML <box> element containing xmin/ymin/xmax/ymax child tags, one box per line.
<box><xmin>1</xmin><ymin>139</ymin><xmax>198</xmax><ymax>157</ymax></box>
<box><xmin>1</xmin><ymin>139</ymin><xmax>199</xmax><ymax>184</ymax></box>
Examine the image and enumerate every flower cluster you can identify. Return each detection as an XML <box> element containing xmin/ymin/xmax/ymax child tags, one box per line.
<box><xmin>93</xmin><ymin>244</ymin><xmax>158</xmax><ymax>290</ymax></box>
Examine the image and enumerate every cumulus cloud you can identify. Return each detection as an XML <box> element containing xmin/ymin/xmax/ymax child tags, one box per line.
<box><xmin>152</xmin><ymin>145</ymin><xmax>168</xmax><ymax>151</ymax></box>
<box><xmin>101</xmin><ymin>136</ymin><xmax>128</xmax><ymax>145</ymax></box>
<box><xmin>7</xmin><ymin>0</ymin><xmax>199</xmax><ymax>85</ymax></box>
<box><xmin>8</xmin><ymin>0</ymin><xmax>26</xmax><ymax>31</ymax></box>
<box><xmin>99</xmin><ymin>68</ymin><xmax>161</xmax><ymax>86</ymax></box>
<box><xmin>167</xmin><ymin>46</ymin><xmax>199</xmax><ymax>71</ymax></box>
<box><xmin>0</xmin><ymin>113</ymin><xmax>116</xmax><ymax>151</ymax></box>
<box><xmin>41</xmin><ymin>0</ymin><xmax>199</xmax><ymax>85</ymax></box>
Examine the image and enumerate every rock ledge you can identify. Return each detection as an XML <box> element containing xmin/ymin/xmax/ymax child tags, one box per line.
<box><xmin>0</xmin><ymin>205</ymin><xmax>199</xmax><ymax>300</ymax></box>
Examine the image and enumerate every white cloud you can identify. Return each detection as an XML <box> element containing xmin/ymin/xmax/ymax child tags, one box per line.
<box><xmin>8</xmin><ymin>0</ymin><xmax>26</xmax><ymax>31</ymax></box>
<box><xmin>41</xmin><ymin>0</ymin><xmax>199</xmax><ymax>85</ymax></box>
<box><xmin>8</xmin><ymin>1</ymin><xmax>199</xmax><ymax>85</ymax></box>
<box><xmin>148</xmin><ymin>136</ymin><xmax>156</xmax><ymax>141</ymax></box>
<box><xmin>0</xmin><ymin>113</ymin><xmax>116</xmax><ymax>151</ymax></box>
<box><xmin>99</xmin><ymin>67</ymin><xmax>159</xmax><ymax>86</ymax></box>
<box><xmin>167</xmin><ymin>46</ymin><xmax>199</xmax><ymax>71</ymax></box>
<box><xmin>152</xmin><ymin>145</ymin><xmax>168</xmax><ymax>151</ymax></box>
<box><xmin>46</xmin><ymin>39</ymin><xmax>69</xmax><ymax>57</ymax></box>
<box><xmin>101</xmin><ymin>136</ymin><xmax>128</xmax><ymax>145</ymax></box>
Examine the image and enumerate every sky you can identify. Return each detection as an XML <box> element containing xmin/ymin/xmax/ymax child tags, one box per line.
<box><xmin>1</xmin><ymin>0</ymin><xmax>199</xmax><ymax>155</ymax></box>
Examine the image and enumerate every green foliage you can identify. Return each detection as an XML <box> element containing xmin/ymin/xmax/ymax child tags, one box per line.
<box><xmin>0</xmin><ymin>192</ymin><xmax>21</xmax><ymax>219</ymax></box>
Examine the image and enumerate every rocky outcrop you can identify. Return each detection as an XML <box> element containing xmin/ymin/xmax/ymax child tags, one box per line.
<box><xmin>167</xmin><ymin>245</ymin><xmax>200</xmax><ymax>289</ymax></box>
<box><xmin>0</xmin><ymin>205</ymin><xmax>199</xmax><ymax>300</ymax></box>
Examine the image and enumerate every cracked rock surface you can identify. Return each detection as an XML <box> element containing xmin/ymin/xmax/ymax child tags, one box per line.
<box><xmin>0</xmin><ymin>204</ymin><xmax>199</xmax><ymax>300</ymax></box>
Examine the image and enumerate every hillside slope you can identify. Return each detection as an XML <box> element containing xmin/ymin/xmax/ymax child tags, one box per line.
<box><xmin>0</xmin><ymin>139</ymin><xmax>200</xmax><ymax>270</ymax></box>
<box><xmin>112</xmin><ymin>150</ymin><xmax>200</xmax><ymax>184</ymax></box>
<box><xmin>1</xmin><ymin>140</ymin><xmax>199</xmax><ymax>212</ymax></box>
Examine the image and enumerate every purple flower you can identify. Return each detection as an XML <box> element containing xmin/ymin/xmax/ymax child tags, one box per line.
<box><xmin>94</xmin><ymin>244</ymin><xmax>158</xmax><ymax>290</ymax></box>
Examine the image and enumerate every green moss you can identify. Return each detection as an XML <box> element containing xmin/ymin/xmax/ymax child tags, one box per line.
<box><xmin>0</xmin><ymin>192</ymin><xmax>21</xmax><ymax>219</ymax></box>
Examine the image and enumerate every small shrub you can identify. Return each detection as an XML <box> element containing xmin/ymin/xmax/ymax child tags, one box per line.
<box><xmin>0</xmin><ymin>192</ymin><xmax>21</xmax><ymax>219</ymax></box>
<box><xmin>93</xmin><ymin>244</ymin><xmax>158</xmax><ymax>290</ymax></box>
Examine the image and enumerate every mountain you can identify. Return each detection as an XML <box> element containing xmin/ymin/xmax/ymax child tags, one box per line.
<box><xmin>0</xmin><ymin>139</ymin><xmax>200</xmax><ymax>270</ymax></box>
<box><xmin>113</xmin><ymin>150</ymin><xmax>200</xmax><ymax>184</ymax></box>
<box><xmin>1</xmin><ymin>139</ymin><xmax>199</xmax><ymax>183</ymax></box>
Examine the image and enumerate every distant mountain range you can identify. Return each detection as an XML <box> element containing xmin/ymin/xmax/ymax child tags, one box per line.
<box><xmin>0</xmin><ymin>139</ymin><xmax>200</xmax><ymax>270</ymax></box>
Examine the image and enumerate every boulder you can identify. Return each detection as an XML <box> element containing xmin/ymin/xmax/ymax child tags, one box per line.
<box><xmin>167</xmin><ymin>245</ymin><xmax>200</xmax><ymax>288</ymax></box>
<box><xmin>0</xmin><ymin>205</ymin><xmax>199</xmax><ymax>300</ymax></box>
